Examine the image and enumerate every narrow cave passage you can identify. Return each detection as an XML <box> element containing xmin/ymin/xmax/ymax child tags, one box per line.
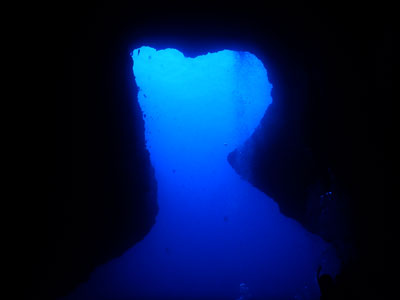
<box><xmin>64</xmin><ymin>47</ymin><xmax>340</xmax><ymax>300</ymax></box>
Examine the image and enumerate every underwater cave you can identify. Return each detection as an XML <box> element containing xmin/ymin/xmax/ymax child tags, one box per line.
<box><xmin>32</xmin><ymin>4</ymin><xmax>389</xmax><ymax>300</ymax></box>
<box><xmin>61</xmin><ymin>46</ymin><xmax>341</xmax><ymax>300</ymax></box>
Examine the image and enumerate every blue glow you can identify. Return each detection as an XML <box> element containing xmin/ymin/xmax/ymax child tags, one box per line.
<box><xmin>64</xmin><ymin>47</ymin><xmax>340</xmax><ymax>300</ymax></box>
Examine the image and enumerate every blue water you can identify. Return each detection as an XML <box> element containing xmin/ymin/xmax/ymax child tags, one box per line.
<box><xmin>63</xmin><ymin>47</ymin><xmax>340</xmax><ymax>300</ymax></box>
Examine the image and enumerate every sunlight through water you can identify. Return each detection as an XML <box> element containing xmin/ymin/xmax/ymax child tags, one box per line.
<box><xmin>63</xmin><ymin>46</ymin><xmax>340</xmax><ymax>300</ymax></box>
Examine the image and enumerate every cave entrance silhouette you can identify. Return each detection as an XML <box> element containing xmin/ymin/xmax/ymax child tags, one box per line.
<box><xmin>64</xmin><ymin>46</ymin><xmax>340</xmax><ymax>300</ymax></box>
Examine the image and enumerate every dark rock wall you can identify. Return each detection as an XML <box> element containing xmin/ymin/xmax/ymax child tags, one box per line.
<box><xmin>29</xmin><ymin>2</ymin><xmax>390</xmax><ymax>299</ymax></box>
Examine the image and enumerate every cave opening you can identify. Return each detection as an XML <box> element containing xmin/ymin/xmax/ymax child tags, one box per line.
<box><xmin>64</xmin><ymin>46</ymin><xmax>340</xmax><ymax>300</ymax></box>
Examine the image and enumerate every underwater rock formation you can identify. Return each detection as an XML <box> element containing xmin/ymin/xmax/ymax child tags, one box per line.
<box><xmin>33</xmin><ymin>2</ymin><xmax>388</xmax><ymax>299</ymax></box>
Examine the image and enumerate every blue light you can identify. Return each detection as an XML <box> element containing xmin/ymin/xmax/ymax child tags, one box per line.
<box><xmin>64</xmin><ymin>47</ymin><xmax>340</xmax><ymax>300</ymax></box>
<box><xmin>132</xmin><ymin>46</ymin><xmax>272</xmax><ymax>186</ymax></box>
